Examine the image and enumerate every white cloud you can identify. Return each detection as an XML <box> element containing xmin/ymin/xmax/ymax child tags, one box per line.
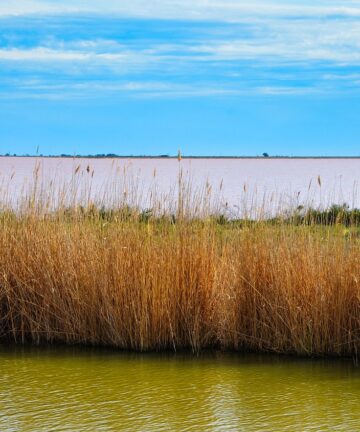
<box><xmin>1</xmin><ymin>0</ymin><xmax>360</xmax><ymax>20</ymax></box>
<box><xmin>2</xmin><ymin>2</ymin><xmax>360</xmax><ymax>66</ymax></box>
<box><xmin>0</xmin><ymin>1</ymin><xmax>79</xmax><ymax>16</ymax></box>
<box><xmin>2</xmin><ymin>1</ymin><xmax>360</xmax><ymax>98</ymax></box>
<box><xmin>257</xmin><ymin>86</ymin><xmax>317</xmax><ymax>95</ymax></box>
<box><xmin>183</xmin><ymin>15</ymin><xmax>360</xmax><ymax>64</ymax></box>
<box><xmin>190</xmin><ymin>39</ymin><xmax>360</xmax><ymax>64</ymax></box>
<box><xmin>0</xmin><ymin>79</ymin><xmax>248</xmax><ymax>99</ymax></box>
<box><xmin>0</xmin><ymin>48</ymin><xmax>89</xmax><ymax>61</ymax></box>
<box><xmin>0</xmin><ymin>47</ymin><xmax>149</xmax><ymax>66</ymax></box>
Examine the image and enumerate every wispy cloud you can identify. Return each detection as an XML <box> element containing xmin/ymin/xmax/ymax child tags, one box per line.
<box><xmin>0</xmin><ymin>1</ymin><xmax>79</xmax><ymax>17</ymax></box>
<box><xmin>0</xmin><ymin>77</ymin><xmax>250</xmax><ymax>100</ymax></box>
<box><xmin>1</xmin><ymin>2</ymin><xmax>360</xmax><ymax>98</ymax></box>
<box><xmin>0</xmin><ymin>47</ymin><xmax>89</xmax><ymax>61</ymax></box>
<box><xmin>1</xmin><ymin>1</ymin><xmax>360</xmax><ymax>20</ymax></box>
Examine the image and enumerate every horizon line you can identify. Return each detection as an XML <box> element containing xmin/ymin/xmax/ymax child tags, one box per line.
<box><xmin>1</xmin><ymin>154</ymin><xmax>360</xmax><ymax>159</ymax></box>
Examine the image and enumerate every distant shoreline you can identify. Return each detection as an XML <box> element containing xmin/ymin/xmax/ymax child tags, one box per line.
<box><xmin>1</xmin><ymin>155</ymin><xmax>360</xmax><ymax>159</ymax></box>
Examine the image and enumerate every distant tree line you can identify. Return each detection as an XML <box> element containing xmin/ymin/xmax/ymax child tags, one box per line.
<box><xmin>0</xmin><ymin>153</ymin><xmax>171</xmax><ymax>158</ymax></box>
<box><xmin>1</xmin><ymin>153</ymin><xmax>359</xmax><ymax>159</ymax></box>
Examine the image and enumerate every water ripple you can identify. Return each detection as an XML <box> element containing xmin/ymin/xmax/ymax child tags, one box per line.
<box><xmin>0</xmin><ymin>348</ymin><xmax>360</xmax><ymax>431</ymax></box>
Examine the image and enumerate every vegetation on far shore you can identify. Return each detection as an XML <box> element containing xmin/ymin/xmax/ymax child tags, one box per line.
<box><xmin>1</xmin><ymin>153</ymin><xmax>360</xmax><ymax>159</ymax></box>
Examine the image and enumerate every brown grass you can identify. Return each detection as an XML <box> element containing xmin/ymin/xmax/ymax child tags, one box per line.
<box><xmin>0</xmin><ymin>207</ymin><xmax>359</xmax><ymax>357</ymax></box>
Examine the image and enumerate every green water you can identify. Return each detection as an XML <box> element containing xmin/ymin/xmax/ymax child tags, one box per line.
<box><xmin>1</xmin><ymin>347</ymin><xmax>360</xmax><ymax>431</ymax></box>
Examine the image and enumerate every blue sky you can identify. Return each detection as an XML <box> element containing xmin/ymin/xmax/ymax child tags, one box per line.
<box><xmin>1</xmin><ymin>1</ymin><xmax>360</xmax><ymax>156</ymax></box>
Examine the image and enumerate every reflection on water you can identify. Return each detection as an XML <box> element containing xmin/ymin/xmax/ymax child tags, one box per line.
<box><xmin>0</xmin><ymin>346</ymin><xmax>360</xmax><ymax>431</ymax></box>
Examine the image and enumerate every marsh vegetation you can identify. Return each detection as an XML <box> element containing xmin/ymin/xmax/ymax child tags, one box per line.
<box><xmin>1</xmin><ymin>190</ymin><xmax>360</xmax><ymax>356</ymax></box>
<box><xmin>0</xmin><ymin>160</ymin><xmax>359</xmax><ymax>356</ymax></box>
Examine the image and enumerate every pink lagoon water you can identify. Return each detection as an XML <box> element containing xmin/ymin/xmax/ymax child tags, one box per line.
<box><xmin>0</xmin><ymin>157</ymin><xmax>359</xmax><ymax>216</ymax></box>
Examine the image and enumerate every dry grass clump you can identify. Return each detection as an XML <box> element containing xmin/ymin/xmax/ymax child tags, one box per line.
<box><xmin>0</xmin><ymin>205</ymin><xmax>359</xmax><ymax>357</ymax></box>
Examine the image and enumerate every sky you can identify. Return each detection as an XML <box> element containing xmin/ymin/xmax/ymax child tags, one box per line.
<box><xmin>1</xmin><ymin>1</ymin><xmax>360</xmax><ymax>156</ymax></box>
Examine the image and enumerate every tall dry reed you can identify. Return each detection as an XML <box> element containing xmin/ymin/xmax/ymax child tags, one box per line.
<box><xmin>0</xmin><ymin>162</ymin><xmax>359</xmax><ymax>356</ymax></box>
<box><xmin>0</xmin><ymin>210</ymin><xmax>359</xmax><ymax>356</ymax></box>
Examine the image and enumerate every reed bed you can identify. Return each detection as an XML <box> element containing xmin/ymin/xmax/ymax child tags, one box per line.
<box><xmin>0</xmin><ymin>208</ymin><xmax>359</xmax><ymax>357</ymax></box>
<box><xmin>0</xmin><ymin>162</ymin><xmax>359</xmax><ymax>356</ymax></box>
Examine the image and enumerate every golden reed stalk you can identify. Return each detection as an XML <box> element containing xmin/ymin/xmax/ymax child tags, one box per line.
<box><xmin>0</xmin><ymin>163</ymin><xmax>359</xmax><ymax>356</ymax></box>
<box><xmin>0</xmin><ymin>213</ymin><xmax>359</xmax><ymax>356</ymax></box>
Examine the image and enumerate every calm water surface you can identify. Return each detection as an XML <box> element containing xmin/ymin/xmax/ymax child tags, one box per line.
<box><xmin>1</xmin><ymin>157</ymin><xmax>360</xmax><ymax>213</ymax></box>
<box><xmin>1</xmin><ymin>346</ymin><xmax>360</xmax><ymax>431</ymax></box>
